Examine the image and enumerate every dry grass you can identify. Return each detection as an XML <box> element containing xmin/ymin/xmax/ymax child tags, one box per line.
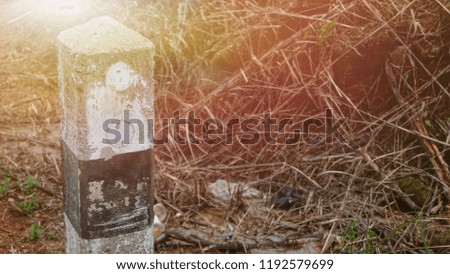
<box><xmin>0</xmin><ymin>0</ymin><xmax>449</xmax><ymax>253</ymax></box>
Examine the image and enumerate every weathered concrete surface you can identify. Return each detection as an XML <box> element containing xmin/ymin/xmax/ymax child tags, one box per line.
<box><xmin>65</xmin><ymin>214</ymin><xmax>154</xmax><ymax>253</ymax></box>
<box><xmin>58</xmin><ymin>16</ymin><xmax>155</xmax><ymax>161</ymax></box>
<box><xmin>58</xmin><ymin>16</ymin><xmax>155</xmax><ymax>253</ymax></box>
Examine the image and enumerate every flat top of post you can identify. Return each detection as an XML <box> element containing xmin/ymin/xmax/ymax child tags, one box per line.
<box><xmin>58</xmin><ymin>16</ymin><xmax>153</xmax><ymax>54</ymax></box>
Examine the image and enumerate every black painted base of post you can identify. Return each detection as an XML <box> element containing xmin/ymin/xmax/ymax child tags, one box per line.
<box><xmin>62</xmin><ymin>140</ymin><xmax>154</xmax><ymax>252</ymax></box>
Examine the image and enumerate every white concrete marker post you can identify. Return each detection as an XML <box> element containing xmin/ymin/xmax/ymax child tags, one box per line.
<box><xmin>57</xmin><ymin>16</ymin><xmax>155</xmax><ymax>253</ymax></box>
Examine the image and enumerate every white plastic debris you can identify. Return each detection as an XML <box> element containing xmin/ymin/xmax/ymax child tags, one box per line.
<box><xmin>208</xmin><ymin>179</ymin><xmax>263</xmax><ymax>201</ymax></box>
<box><xmin>153</xmin><ymin>203</ymin><xmax>167</xmax><ymax>239</ymax></box>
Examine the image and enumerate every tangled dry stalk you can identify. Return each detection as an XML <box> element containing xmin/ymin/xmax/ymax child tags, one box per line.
<box><xmin>0</xmin><ymin>0</ymin><xmax>449</xmax><ymax>253</ymax></box>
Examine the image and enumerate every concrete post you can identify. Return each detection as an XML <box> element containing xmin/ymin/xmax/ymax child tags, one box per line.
<box><xmin>57</xmin><ymin>16</ymin><xmax>155</xmax><ymax>253</ymax></box>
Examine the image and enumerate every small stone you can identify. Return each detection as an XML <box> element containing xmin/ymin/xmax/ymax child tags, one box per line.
<box><xmin>272</xmin><ymin>186</ymin><xmax>302</xmax><ymax>209</ymax></box>
<box><xmin>208</xmin><ymin>179</ymin><xmax>263</xmax><ymax>202</ymax></box>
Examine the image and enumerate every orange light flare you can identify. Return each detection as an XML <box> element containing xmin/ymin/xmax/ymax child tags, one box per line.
<box><xmin>6</xmin><ymin>0</ymin><xmax>94</xmax><ymax>26</ymax></box>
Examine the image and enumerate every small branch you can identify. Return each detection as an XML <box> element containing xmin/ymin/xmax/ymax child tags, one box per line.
<box><xmin>0</xmin><ymin>226</ymin><xmax>14</xmax><ymax>235</ymax></box>
<box><xmin>35</xmin><ymin>185</ymin><xmax>62</xmax><ymax>200</ymax></box>
<box><xmin>159</xmin><ymin>227</ymin><xmax>321</xmax><ymax>252</ymax></box>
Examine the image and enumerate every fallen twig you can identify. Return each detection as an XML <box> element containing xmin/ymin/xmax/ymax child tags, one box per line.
<box><xmin>159</xmin><ymin>227</ymin><xmax>322</xmax><ymax>253</ymax></box>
